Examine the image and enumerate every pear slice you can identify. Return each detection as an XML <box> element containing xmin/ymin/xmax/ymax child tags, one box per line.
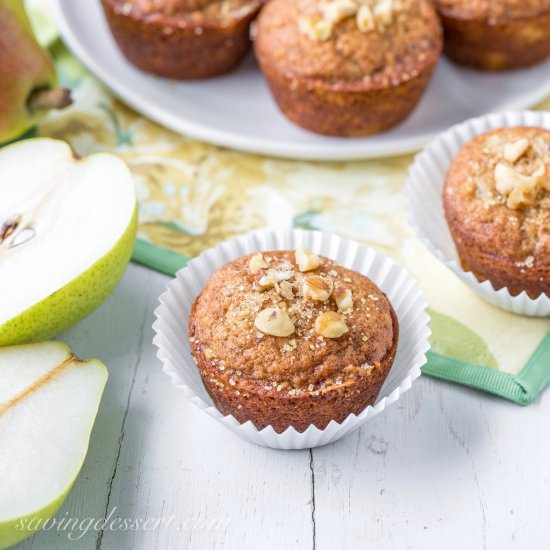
<box><xmin>0</xmin><ymin>341</ymin><xmax>108</xmax><ymax>549</ymax></box>
<box><xmin>0</xmin><ymin>138</ymin><xmax>137</xmax><ymax>346</ymax></box>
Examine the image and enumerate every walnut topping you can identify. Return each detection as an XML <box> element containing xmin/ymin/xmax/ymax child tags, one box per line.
<box><xmin>298</xmin><ymin>16</ymin><xmax>332</xmax><ymax>41</ymax></box>
<box><xmin>303</xmin><ymin>275</ymin><xmax>333</xmax><ymax>301</ymax></box>
<box><xmin>494</xmin><ymin>163</ymin><xmax>546</xmax><ymax>209</ymax></box>
<box><xmin>276</xmin><ymin>280</ymin><xmax>295</xmax><ymax>300</ymax></box>
<box><xmin>495</xmin><ymin>163</ymin><xmax>519</xmax><ymax>194</ymax></box>
<box><xmin>299</xmin><ymin>0</ymin><xmax>396</xmax><ymax>41</ymax></box>
<box><xmin>295</xmin><ymin>249</ymin><xmax>322</xmax><ymax>272</ymax></box>
<box><xmin>503</xmin><ymin>139</ymin><xmax>530</xmax><ymax>164</ymax></box>
<box><xmin>508</xmin><ymin>186</ymin><xmax>536</xmax><ymax>210</ymax></box>
<box><xmin>322</xmin><ymin>0</ymin><xmax>357</xmax><ymax>24</ymax></box>
<box><xmin>255</xmin><ymin>307</ymin><xmax>295</xmax><ymax>337</ymax></box>
<box><xmin>373</xmin><ymin>0</ymin><xmax>393</xmax><ymax>26</ymax></box>
<box><xmin>333</xmin><ymin>287</ymin><xmax>353</xmax><ymax>312</ymax></box>
<box><xmin>356</xmin><ymin>4</ymin><xmax>375</xmax><ymax>31</ymax></box>
<box><xmin>258</xmin><ymin>269</ymin><xmax>294</xmax><ymax>290</ymax></box>
<box><xmin>249</xmin><ymin>253</ymin><xmax>268</xmax><ymax>274</ymax></box>
<box><xmin>314</xmin><ymin>311</ymin><xmax>349</xmax><ymax>338</ymax></box>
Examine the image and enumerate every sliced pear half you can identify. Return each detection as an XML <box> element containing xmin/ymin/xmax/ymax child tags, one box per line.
<box><xmin>0</xmin><ymin>341</ymin><xmax>108</xmax><ymax>549</ymax></box>
<box><xmin>0</xmin><ymin>138</ymin><xmax>137</xmax><ymax>346</ymax></box>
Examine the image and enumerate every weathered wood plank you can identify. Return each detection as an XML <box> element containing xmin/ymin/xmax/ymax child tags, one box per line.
<box><xmin>98</xmin><ymin>268</ymin><xmax>313</xmax><ymax>550</ymax></box>
<box><xmin>16</xmin><ymin>266</ymin><xmax>154</xmax><ymax>549</ymax></box>
<box><xmin>312</xmin><ymin>376</ymin><xmax>550</xmax><ymax>550</ymax></box>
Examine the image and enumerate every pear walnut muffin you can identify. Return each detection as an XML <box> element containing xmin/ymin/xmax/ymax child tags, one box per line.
<box><xmin>444</xmin><ymin>127</ymin><xmax>550</xmax><ymax>298</ymax></box>
<box><xmin>101</xmin><ymin>0</ymin><xmax>263</xmax><ymax>79</ymax></box>
<box><xmin>254</xmin><ymin>0</ymin><xmax>442</xmax><ymax>136</ymax></box>
<box><xmin>189</xmin><ymin>250</ymin><xmax>399</xmax><ymax>433</ymax></box>
<box><xmin>433</xmin><ymin>0</ymin><xmax>550</xmax><ymax>70</ymax></box>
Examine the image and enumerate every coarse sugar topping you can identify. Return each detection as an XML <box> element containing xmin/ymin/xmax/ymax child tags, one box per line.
<box><xmin>189</xmin><ymin>250</ymin><xmax>396</xmax><ymax>395</ymax></box>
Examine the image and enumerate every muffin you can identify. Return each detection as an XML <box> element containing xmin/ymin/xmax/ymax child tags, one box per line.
<box><xmin>433</xmin><ymin>0</ymin><xmax>550</xmax><ymax>70</ymax></box>
<box><xmin>101</xmin><ymin>0</ymin><xmax>263</xmax><ymax>79</ymax></box>
<box><xmin>254</xmin><ymin>0</ymin><xmax>442</xmax><ymax>137</ymax></box>
<box><xmin>189</xmin><ymin>250</ymin><xmax>399</xmax><ymax>433</ymax></box>
<box><xmin>443</xmin><ymin>127</ymin><xmax>550</xmax><ymax>299</ymax></box>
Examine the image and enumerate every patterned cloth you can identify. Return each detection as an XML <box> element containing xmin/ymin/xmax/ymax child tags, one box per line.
<box><xmin>33</xmin><ymin>7</ymin><xmax>550</xmax><ymax>403</ymax></box>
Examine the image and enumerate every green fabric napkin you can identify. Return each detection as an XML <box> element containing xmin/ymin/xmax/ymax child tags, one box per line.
<box><xmin>27</xmin><ymin>6</ymin><xmax>550</xmax><ymax>404</ymax></box>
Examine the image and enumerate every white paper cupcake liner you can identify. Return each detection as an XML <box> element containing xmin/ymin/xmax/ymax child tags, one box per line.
<box><xmin>406</xmin><ymin>110</ymin><xmax>550</xmax><ymax>317</ymax></box>
<box><xmin>153</xmin><ymin>229</ymin><xmax>430</xmax><ymax>449</ymax></box>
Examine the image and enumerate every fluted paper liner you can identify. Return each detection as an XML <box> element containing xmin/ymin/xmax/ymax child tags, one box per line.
<box><xmin>406</xmin><ymin>110</ymin><xmax>550</xmax><ymax>317</ymax></box>
<box><xmin>153</xmin><ymin>230</ymin><xmax>430</xmax><ymax>449</ymax></box>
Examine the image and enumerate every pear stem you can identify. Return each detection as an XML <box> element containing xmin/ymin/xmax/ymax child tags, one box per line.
<box><xmin>27</xmin><ymin>87</ymin><xmax>73</xmax><ymax>113</ymax></box>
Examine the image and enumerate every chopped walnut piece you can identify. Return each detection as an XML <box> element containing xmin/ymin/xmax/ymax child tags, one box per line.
<box><xmin>295</xmin><ymin>249</ymin><xmax>322</xmax><ymax>272</ymax></box>
<box><xmin>542</xmin><ymin>165</ymin><xmax>550</xmax><ymax>191</ymax></box>
<box><xmin>323</xmin><ymin>0</ymin><xmax>357</xmax><ymax>24</ymax></box>
<box><xmin>494</xmin><ymin>163</ymin><xmax>545</xmax><ymax>209</ymax></box>
<box><xmin>333</xmin><ymin>287</ymin><xmax>353</xmax><ymax>312</ymax></box>
<box><xmin>303</xmin><ymin>275</ymin><xmax>333</xmax><ymax>301</ymax></box>
<box><xmin>258</xmin><ymin>269</ymin><xmax>294</xmax><ymax>290</ymax></box>
<box><xmin>373</xmin><ymin>0</ymin><xmax>394</xmax><ymax>27</ymax></box>
<box><xmin>249</xmin><ymin>253</ymin><xmax>268</xmax><ymax>274</ymax></box>
<box><xmin>503</xmin><ymin>139</ymin><xmax>530</xmax><ymax>164</ymax></box>
<box><xmin>356</xmin><ymin>4</ymin><xmax>375</xmax><ymax>31</ymax></box>
<box><xmin>494</xmin><ymin>163</ymin><xmax>519</xmax><ymax>194</ymax></box>
<box><xmin>298</xmin><ymin>0</ymin><xmax>399</xmax><ymax>40</ymax></box>
<box><xmin>255</xmin><ymin>307</ymin><xmax>295</xmax><ymax>337</ymax></box>
<box><xmin>507</xmin><ymin>183</ymin><xmax>537</xmax><ymax>210</ymax></box>
<box><xmin>276</xmin><ymin>280</ymin><xmax>295</xmax><ymax>300</ymax></box>
<box><xmin>314</xmin><ymin>311</ymin><xmax>349</xmax><ymax>338</ymax></box>
<box><xmin>298</xmin><ymin>16</ymin><xmax>332</xmax><ymax>41</ymax></box>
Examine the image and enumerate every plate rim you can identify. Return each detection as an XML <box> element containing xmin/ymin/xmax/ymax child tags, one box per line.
<box><xmin>52</xmin><ymin>0</ymin><xmax>550</xmax><ymax>161</ymax></box>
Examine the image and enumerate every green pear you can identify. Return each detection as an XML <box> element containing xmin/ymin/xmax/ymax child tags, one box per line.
<box><xmin>0</xmin><ymin>138</ymin><xmax>137</xmax><ymax>347</ymax></box>
<box><xmin>0</xmin><ymin>0</ymin><xmax>71</xmax><ymax>143</ymax></box>
<box><xmin>0</xmin><ymin>341</ymin><xmax>108</xmax><ymax>549</ymax></box>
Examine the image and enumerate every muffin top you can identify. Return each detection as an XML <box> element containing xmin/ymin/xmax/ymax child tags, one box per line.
<box><xmin>112</xmin><ymin>0</ymin><xmax>260</xmax><ymax>23</ymax></box>
<box><xmin>433</xmin><ymin>0</ymin><xmax>550</xmax><ymax>22</ymax></box>
<box><xmin>255</xmin><ymin>0</ymin><xmax>442</xmax><ymax>89</ymax></box>
<box><xmin>444</xmin><ymin>127</ymin><xmax>550</xmax><ymax>265</ymax></box>
<box><xmin>189</xmin><ymin>250</ymin><xmax>397</xmax><ymax>394</ymax></box>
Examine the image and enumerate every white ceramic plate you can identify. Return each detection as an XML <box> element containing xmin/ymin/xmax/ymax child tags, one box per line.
<box><xmin>53</xmin><ymin>0</ymin><xmax>550</xmax><ymax>161</ymax></box>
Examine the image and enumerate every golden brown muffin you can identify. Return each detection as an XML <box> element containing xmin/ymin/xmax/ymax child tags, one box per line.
<box><xmin>101</xmin><ymin>0</ymin><xmax>263</xmax><ymax>79</ymax></box>
<box><xmin>433</xmin><ymin>0</ymin><xmax>550</xmax><ymax>70</ymax></box>
<box><xmin>444</xmin><ymin>127</ymin><xmax>550</xmax><ymax>298</ymax></box>
<box><xmin>254</xmin><ymin>0</ymin><xmax>442</xmax><ymax>137</ymax></box>
<box><xmin>189</xmin><ymin>250</ymin><xmax>399</xmax><ymax>432</ymax></box>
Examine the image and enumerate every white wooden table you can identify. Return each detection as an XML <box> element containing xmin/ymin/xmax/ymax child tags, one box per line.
<box><xmin>16</xmin><ymin>264</ymin><xmax>550</xmax><ymax>550</ymax></box>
